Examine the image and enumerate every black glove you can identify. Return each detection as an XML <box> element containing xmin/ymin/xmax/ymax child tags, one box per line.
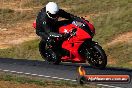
<box><xmin>49</xmin><ymin>32</ymin><xmax>62</xmax><ymax>38</ymax></box>
<box><xmin>46</xmin><ymin>37</ymin><xmax>55</xmax><ymax>47</ymax></box>
<box><xmin>62</xmin><ymin>33</ymin><xmax>71</xmax><ymax>39</ymax></box>
<box><xmin>73</xmin><ymin>16</ymin><xmax>82</xmax><ymax>22</ymax></box>
<box><xmin>62</xmin><ymin>28</ymin><xmax>77</xmax><ymax>40</ymax></box>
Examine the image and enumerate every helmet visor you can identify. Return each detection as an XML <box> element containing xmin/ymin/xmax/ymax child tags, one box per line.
<box><xmin>47</xmin><ymin>11</ymin><xmax>58</xmax><ymax>19</ymax></box>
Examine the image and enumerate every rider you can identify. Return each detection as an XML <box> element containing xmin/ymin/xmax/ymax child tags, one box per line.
<box><xmin>36</xmin><ymin>2</ymin><xmax>85</xmax><ymax>62</ymax></box>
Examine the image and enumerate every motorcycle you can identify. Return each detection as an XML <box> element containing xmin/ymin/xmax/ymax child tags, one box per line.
<box><xmin>33</xmin><ymin>18</ymin><xmax>107</xmax><ymax>69</ymax></box>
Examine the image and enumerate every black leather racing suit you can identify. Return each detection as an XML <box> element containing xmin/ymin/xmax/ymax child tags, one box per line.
<box><xmin>36</xmin><ymin>7</ymin><xmax>83</xmax><ymax>40</ymax></box>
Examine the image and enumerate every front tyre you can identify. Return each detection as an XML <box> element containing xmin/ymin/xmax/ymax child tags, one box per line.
<box><xmin>87</xmin><ymin>44</ymin><xmax>107</xmax><ymax>69</ymax></box>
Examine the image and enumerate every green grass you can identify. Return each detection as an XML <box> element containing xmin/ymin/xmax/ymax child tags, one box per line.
<box><xmin>0</xmin><ymin>8</ymin><xmax>37</xmax><ymax>22</ymax></box>
<box><xmin>0</xmin><ymin>72</ymin><xmax>97</xmax><ymax>88</ymax></box>
<box><xmin>92</xmin><ymin>6</ymin><xmax>132</xmax><ymax>44</ymax></box>
<box><xmin>23</xmin><ymin>0</ymin><xmax>132</xmax><ymax>14</ymax></box>
<box><xmin>0</xmin><ymin>39</ymin><xmax>42</xmax><ymax>61</ymax></box>
<box><xmin>106</xmin><ymin>42</ymin><xmax>132</xmax><ymax>68</ymax></box>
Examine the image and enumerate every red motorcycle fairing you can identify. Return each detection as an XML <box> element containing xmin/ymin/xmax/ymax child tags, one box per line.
<box><xmin>85</xmin><ymin>21</ymin><xmax>95</xmax><ymax>34</ymax></box>
<box><xmin>59</xmin><ymin>24</ymin><xmax>93</xmax><ymax>63</ymax></box>
<box><xmin>33</xmin><ymin>19</ymin><xmax>96</xmax><ymax>63</ymax></box>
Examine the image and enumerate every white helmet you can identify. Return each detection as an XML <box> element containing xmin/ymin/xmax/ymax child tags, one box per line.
<box><xmin>46</xmin><ymin>2</ymin><xmax>59</xmax><ymax>19</ymax></box>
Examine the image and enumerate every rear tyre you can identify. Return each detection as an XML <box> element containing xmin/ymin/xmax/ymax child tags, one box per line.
<box><xmin>39</xmin><ymin>40</ymin><xmax>61</xmax><ymax>65</ymax></box>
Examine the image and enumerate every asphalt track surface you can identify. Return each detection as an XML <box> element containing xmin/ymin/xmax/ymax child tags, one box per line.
<box><xmin>0</xmin><ymin>58</ymin><xmax>131</xmax><ymax>88</ymax></box>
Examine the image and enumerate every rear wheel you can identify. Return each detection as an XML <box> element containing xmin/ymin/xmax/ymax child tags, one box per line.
<box><xmin>39</xmin><ymin>40</ymin><xmax>61</xmax><ymax>65</ymax></box>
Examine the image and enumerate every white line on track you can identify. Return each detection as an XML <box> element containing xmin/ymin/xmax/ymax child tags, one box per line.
<box><xmin>31</xmin><ymin>74</ymin><xmax>38</xmax><ymax>76</ymax></box>
<box><xmin>10</xmin><ymin>71</ymin><xmax>17</xmax><ymax>73</ymax></box>
<box><xmin>57</xmin><ymin>78</ymin><xmax>64</xmax><ymax>80</ymax></box>
<box><xmin>51</xmin><ymin>77</ymin><xmax>59</xmax><ymax>79</ymax></box>
<box><xmin>97</xmin><ymin>84</ymin><xmax>121</xmax><ymax>88</ymax></box>
<box><xmin>0</xmin><ymin>69</ymin><xmax>122</xmax><ymax>88</ymax></box>
<box><xmin>38</xmin><ymin>75</ymin><xmax>44</xmax><ymax>77</ymax></box>
<box><xmin>3</xmin><ymin>70</ymin><xmax>9</xmax><ymax>72</ymax></box>
<box><xmin>44</xmin><ymin>76</ymin><xmax>51</xmax><ymax>78</ymax></box>
<box><xmin>16</xmin><ymin>72</ymin><xmax>23</xmax><ymax>74</ymax></box>
<box><xmin>24</xmin><ymin>73</ymin><xmax>31</xmax><ymax>75</ymax></box>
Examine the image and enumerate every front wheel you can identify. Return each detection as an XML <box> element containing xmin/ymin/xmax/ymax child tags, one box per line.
<box><xmin>86</xmin><ymin>44</ymin><xmax>107</xmax><ymax>69</ymax></box>
<box><xmin>79</xmin><ymin>41</ymin><xmax>107</xmax><ymax>69</ymax></box>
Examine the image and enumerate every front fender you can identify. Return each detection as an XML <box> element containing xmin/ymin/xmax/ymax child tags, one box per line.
<box><xmin>83</xmin><ymin>39</ymin><xmax>98</xmax><ymax>47</ymax></box>
<box><xmin>78</xmin><ymin>39</ymin><xmax>98</xmax><ymax>54</ymax></box>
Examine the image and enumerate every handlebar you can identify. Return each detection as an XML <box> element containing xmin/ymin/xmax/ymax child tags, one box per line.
<box><xmin>70</xmin><ymin>28</ymin><xmax>77</xmax><ymax>36</ymax></box>
<box><xmin>49</xmin><ymin>32</ymin><xmax>62</xmax><ymax>38</ymax></box>
<box><xmin>67</xmin><ymin>28</ymin><xmax>77</xmax><ymax>40</ymax></box>
<box><xmin>72</xmin><ymin>17</ymin><xmax>88</xmax><ymax>27</ymax></box>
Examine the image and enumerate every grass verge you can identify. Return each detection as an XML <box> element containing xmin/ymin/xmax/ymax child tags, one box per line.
<box><xmin>0</xmin><ymin>72</ymin><xmax>97</xmax><ymax>88</ymax></box>
<box><xmin>105</xmin><ymin>42</ymin><xmax>132</xmax><ymax>68</ymax></box>
<box><xmin>92</xmin><ymin>6</ymin><xmax>132</xmax><ymax>44</ymax></box>
<box><xmin>0</xmin><ymin>8</ymin><xmax>37</xmax><ymax>27</ymax></box>
<box><xmin>0</xmin><ymin>39</ymin><xmax>42</xmax><ymax>61</ymax></box>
